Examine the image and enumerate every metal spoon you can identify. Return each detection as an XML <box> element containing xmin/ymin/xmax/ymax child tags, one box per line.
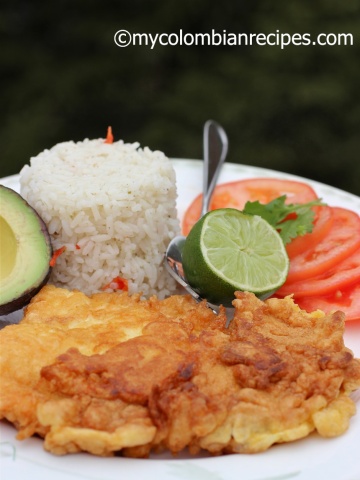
<box><xmin>164</xmin><ymin>120</ymin><xmax>228</xmax><ymax>313</ymax></box>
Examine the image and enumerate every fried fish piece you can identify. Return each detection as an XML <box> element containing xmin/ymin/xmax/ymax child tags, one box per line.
<box><xmin>0</xmin><ymin>285</ymin><xmax>359</xmax><ymax>457</ymax></box>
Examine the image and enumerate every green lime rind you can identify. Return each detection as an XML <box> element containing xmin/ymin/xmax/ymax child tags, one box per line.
<box><xmin>182</xmin><ymin>208</ymin><xmax>289</xmax><ymax>307</ymax></box>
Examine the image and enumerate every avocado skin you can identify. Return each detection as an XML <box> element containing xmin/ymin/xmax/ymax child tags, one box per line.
<box><xmin>0</xmin><ymin>185</ymin><xmax>53</xmax><ymax>316</ymax></box>
<box><xmin>0</xmin><ymin>269</ymin><xmax>51</xmax><ymax>315</ymax></box>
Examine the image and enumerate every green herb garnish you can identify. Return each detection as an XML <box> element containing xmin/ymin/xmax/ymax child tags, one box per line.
<box><xmin>243</xmin><ymin>195</ymin><xmax>325</xmax><ymax>245</ymax></box>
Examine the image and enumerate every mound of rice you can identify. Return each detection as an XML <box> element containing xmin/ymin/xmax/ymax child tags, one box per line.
<box><xmin>19</xmin><ymin>137</ymin><xmax>181</xmax><ymax>299</ymax></box>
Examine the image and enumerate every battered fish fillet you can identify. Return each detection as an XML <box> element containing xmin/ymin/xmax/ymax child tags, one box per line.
<box><xmin>1</xmin><ymin>285</ymin><xmax>359</xmax><ymax>457</ymax></box>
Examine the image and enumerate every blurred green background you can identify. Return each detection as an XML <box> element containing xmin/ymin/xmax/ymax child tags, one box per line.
<box><xmin>1</xmin><ymin>0</ymin><xmax>359</xmax><ymax>195</ymax></box>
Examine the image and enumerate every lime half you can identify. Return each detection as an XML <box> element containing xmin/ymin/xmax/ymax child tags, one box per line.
<box><xmin>182</xmin><ymin>208</ymin><xmax>289</xmax><ymax>307</ymax></box>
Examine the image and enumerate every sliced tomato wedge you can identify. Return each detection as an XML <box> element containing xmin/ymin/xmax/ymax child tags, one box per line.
<box><xmin>294</xmin><ymin>283</ymin><xmax>360</xmax><ymax>322</ymax></box>
<box><xmin>276</xmin><ymin>247</ymin><xmax>360</xmax><ymax>298</ymax></box>
<box><xmin>286</xmin><ymin>205</ymin><xmax>334</xmax><ymax>258</ymax></box>
<box><xmin>286</xmin><ymin>207</ymin><xmax>360</xmax><ymax>284</ymax></box>
<box><xmin>182</xmin><ymin>178</ymin><xmax>318</xmax><ymax>235</ymax></box>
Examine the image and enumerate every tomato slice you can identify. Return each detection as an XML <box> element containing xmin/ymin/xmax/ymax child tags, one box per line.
<box><xmin>294</xmin><ymin>283</ymin><xmax>360</xmax><ymax>322</ymax></box>
<box><xmin>276</xmin><ymin>247</ymin><xmax>360</xmax><ymax>298</ymax></box>
<box><xmin>286</xmin><ymin>206</ymin><xmax>334</xmax><ymax>258</ymax></box>
<box><xmin>182</xmin><ymin>178</ymin><xmax>318</xmax><ymax>235</ymax></box>
<box><xmin>286</xmin><ymin>207</ymin><xmax>360</xmax><ymax>284</ymax></box>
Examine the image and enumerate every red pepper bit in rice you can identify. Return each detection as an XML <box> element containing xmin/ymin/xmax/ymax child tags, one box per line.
<box><xmin>49</xmin><ymin>246</ymin><xmax>66</xmax><ymax>267</ymax></box>
<box><xmin>104</xmin><ymin>126</ymin><xmax>114</xmax><ymax>144</ymax></box>
<box><xmin>75</xmin><ymin>244</ymin><xmax>81</xmax><ymax>250</ymax></box>
<box><xmin>101</xmin><ymin>276</ymin><xmax>129</xmax><ymax>292</ymax></box>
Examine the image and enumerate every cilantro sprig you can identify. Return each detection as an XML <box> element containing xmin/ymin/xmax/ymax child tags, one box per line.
<box><xmin>243</xmin><ymin>195</ymin><xmax>325</xmax><ymax>245</ymax></box>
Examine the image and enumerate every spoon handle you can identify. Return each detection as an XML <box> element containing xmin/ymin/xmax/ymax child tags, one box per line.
<box><xmin>201</xmin><ymin>120</ymin><xmax>229</xmax><ymax>218</ymax></box>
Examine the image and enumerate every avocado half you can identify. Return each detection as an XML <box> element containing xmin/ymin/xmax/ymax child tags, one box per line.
<box><xmin>0</xmin><ymin>185</ymin><xmax>52</xmax><ymax>315</ymax></box>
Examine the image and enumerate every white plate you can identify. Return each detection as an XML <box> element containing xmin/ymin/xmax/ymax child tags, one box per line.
<box><xmin>1</xmin><ymin>160</ymin><xmax>360</xmax><ymax>480</ymax></box>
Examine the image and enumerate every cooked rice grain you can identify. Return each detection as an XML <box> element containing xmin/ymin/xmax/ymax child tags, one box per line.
<box><xmin>20</xmin><ymin>138</ymin><xmax>181</xmax><ymax>298</ymax></box>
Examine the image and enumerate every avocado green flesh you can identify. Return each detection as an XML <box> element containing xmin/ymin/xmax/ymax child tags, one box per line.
<box><xmin>0</xmin><ymin>186</ymin><xmax>52</xmax><ymax>315</ymax></box>
<box><xmin>0</xmin><ymin>216</ymin><xmax>17</xmax><ymax>280</ymax></box>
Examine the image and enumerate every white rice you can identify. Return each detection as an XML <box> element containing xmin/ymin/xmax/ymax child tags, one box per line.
<box><xmin>19</xmin><ymin>137</ymin><xmax>181</xmax><ymax>298</ymax></box>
